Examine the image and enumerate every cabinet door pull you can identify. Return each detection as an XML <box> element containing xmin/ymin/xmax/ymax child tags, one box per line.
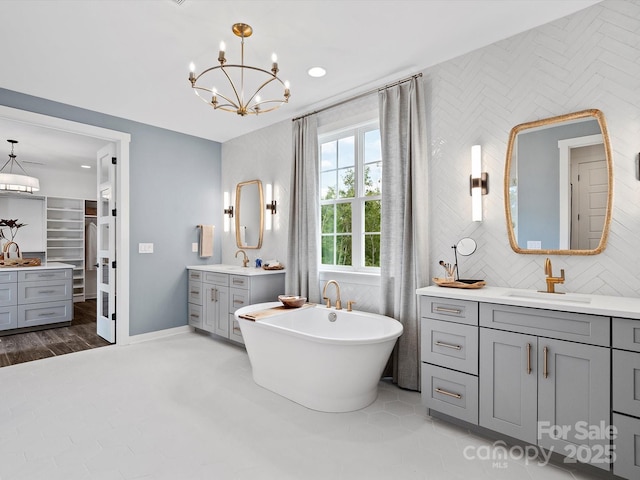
<box><xmin>543</xmin><ymin>346</ymin><xmax>549</xmax><ymax>379</ymax></box>
<box><xmin>190</xmin><ymin>290</ymin><xmax>199</xmax><ymax>295</ymax></box>
<box><xmin>38</xmin><ymin>290</ymin><xmax>56</xmax><ymax>294</ymax></box>
<box><xmin>190</xmin><ymin>313</ymin><xmax>200</xmax><ymax>319</ymax></box>
<box><xmin>434</xmin><ymin>306</ymin><xmax>462</xmax><ymax>315</ymax></box>
<box><xmin>234</xmin><ymin>299</ymin><xmax>245</xmax><ymax>305</ymax></box>
<box><xmin>435</xmin><ymin>388</ymin><xmax>462</xmax><ymax>399</ymax></box>
<box><xmin>38</xmin><ymin>312</ymin><xmax>57</xmax><ymax>317</ymax></box>
<box><xmin>435</xmin><ymin>341</ymin><xmax>462</xmax><ymax>350</ymax></box>
<box><xmin>526</xmin><ymin>343</ymin><xmax>532</xmax><ymax>374</ymax></box>
<box><xmin>232</xmin><ymin>279</ymin><xmax>244</xmax><ymax>285</ymax></box>
<box><xmin>37</xmin><ymin>274</ymin><xmax>56</xmax><ymax>278</ymax></box>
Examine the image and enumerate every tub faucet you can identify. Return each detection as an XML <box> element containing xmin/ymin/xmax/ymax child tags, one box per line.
<box><xmin>543</xmin><ymin>257</ymin><xmax>565</xmax><ymax>294</ymax></box>
<box><xmin>235</xmin><ymin>249</ymin><xmax>249</xmax><ymax>267</ymax></box>
<box><xmin>322</xmin><ymin>280</ymin><xmax>342</xmax><ymax>310</ymax></box>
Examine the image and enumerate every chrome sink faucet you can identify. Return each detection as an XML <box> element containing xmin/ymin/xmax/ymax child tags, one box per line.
<box><xmin>235</xmin><ymin>249</ymin><xmax>249</xmax><ymax>267</ymax></box>
<box><xmin>543</xmin><ymin>257</ymin><xmax>565</xmax><ymax>294</ymax></box>
<box><xmin>322</xmin><ymin>280</ymin><xmax>342</xmax><ymax>310</ymax></box>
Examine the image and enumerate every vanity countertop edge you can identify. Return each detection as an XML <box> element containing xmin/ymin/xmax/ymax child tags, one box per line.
<box><xmin>187</xmin><ymin>265</ymin><xmax>285</xmax><ymax>276</ymax></box>
<box><xmin>416</xmin><ymin>285</ymin><xmax>640</xmax><ymax>320</ymax></box>
<box><xmin>0</xmin><ymin>262</ymin><xmax>75</xmax><ymax>272</ymax></box>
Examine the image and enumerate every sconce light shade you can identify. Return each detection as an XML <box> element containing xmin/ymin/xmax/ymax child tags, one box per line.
<box><xmin>470</xmin><ymin>145</ymin><xmax>488</xmax><ymax>222</ymax></box>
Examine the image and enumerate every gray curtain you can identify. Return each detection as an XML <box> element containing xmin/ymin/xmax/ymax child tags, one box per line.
<box><xmin>286</xmin><ymin>116</ymin><xmax>321</xmax><ymax>303</ymax></box>
<box><xmin>379</xmin><ymin>77</ymin><xmax>429</xmax><ymax>391</ymax></box>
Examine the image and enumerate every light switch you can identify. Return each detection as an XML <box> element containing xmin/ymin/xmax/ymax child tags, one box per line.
<box><xmin>192</xmin><ymin>243</ymin><xmax>198</xmax><ymax>252</ymax></box>
<box><xmin>139</xmin><ymin>243</ymin><xmax>154</xmax><ymax>254</ymax></box>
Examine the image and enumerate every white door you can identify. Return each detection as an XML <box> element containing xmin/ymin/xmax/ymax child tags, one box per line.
<box><xmin>96</xmin><ymin>144</ymin><xmax>117</xmax><ymax>343</ymax></box>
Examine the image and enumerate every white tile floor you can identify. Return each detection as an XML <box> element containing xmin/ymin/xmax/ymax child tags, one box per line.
<box><xmin>0</xmin><ymin>332</ymin><xmax>608</xmax><ymax>480</ymax></box>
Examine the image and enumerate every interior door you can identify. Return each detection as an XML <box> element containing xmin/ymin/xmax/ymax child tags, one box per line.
<box><xmin>96</xmin><ymin>144</ymin><xmax>117</xmax><ymax>343</ymax></box>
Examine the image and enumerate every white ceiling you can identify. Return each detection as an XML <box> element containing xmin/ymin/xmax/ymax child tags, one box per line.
<box><xmin>0</xmin><ymin>0</ymin><xmax>600</xmax><ymax>171</ymax></box>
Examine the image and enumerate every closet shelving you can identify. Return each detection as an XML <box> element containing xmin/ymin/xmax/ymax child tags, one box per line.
<box><xmin>46</xmin><ymin>197</ymin><xmax>85</xmax><ymax>302</ymax></box>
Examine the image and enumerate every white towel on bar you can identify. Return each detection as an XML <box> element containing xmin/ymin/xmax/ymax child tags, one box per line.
<box><xmin>198</xmin><ymin>225</ymin><xmax>214</xmax><ymax>257</ymax></box>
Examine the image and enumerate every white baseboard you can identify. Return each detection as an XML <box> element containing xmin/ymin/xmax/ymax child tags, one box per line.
<box><xmin>128</xmin><ymin>325</ymin><xmax>192</xmax><ymax>344</ymax></box>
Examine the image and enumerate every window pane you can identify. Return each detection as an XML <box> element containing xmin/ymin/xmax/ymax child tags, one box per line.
<box><xmin>321</xmin><ymin>141</ymin><xmax>337</xmax><ymax>171</ymax></box>
<box><xmin>336</xmin><ymin>202</ymin><xmax>352</xmax><ymax>233</ymax></box>
<box><xmin>336</xmin><ymin>234</ymin><xmax>352</xmax><ymax>266</ymax></box>
<box><xmin>338</xmin><ymin>136</ymin><xmax>354</xmax><ymax>168</ymax></box>
<box><xmin>321</xmin><ymin>236</ymin><xmax>335</xmax><ymax>264</ymax></box>
<box><xmin>338</xmin><ymin>167</ymin><xmax>355</xmax><ymax>198</ymax></box>
<box><xmin>364</xmin><ymin>162</ymin><xmax>382</xmax><ymax>196</ymax></box>
<box><xmin>364</xmin><ymin>129</ymin><xmax>381</xmax><ymax>163</ymax></box>
<box><xmin>364</xmin><ymin>200</ymin><xmax>380</xmax><ymax>233</ymax></box>
<box><xmin>364</xmin><ymin>234</ymin><xmax>380</xmax><ymax>267</ymax></box>
<box><xmin>321</xmin><ymin>204</ymin><xmax>335</xmax><ymax>234</ymax></box>
<box><xmin>321</xmin><ymin>170</ymin><xmax>337</xmax><ymax>200</ymax></box>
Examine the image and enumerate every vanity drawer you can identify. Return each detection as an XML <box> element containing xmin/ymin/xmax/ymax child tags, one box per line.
<box><xmin>188</xmin><ymin>303</ymin><xmax>203</xmax><ymax>329</ymax></box>
<box><xmin>230</xmin><ymin>275</ymin><xmax>249</xmax><ymax>289</ymax></box>
<box><xmin>18</xmin><ymin>279</ymin><xmax>72</xmax><ymax>304</ymax></box>
<box><xmin>613</xmin><ymin>413</ymin><xmax>640</xmax><ymax>480</ymax></box>
<box><xmin>18</xmin><ymin>269</ymin><xmax>71</xmax><ymax>282</ymax></box>
<box><xmin>18</xmin><ymin>300</ymin><xmax>72</xmax><ymax>327</ymax></box>
<box><xmin>422</xmin><ymin>364</ymin><xmax>478</xmax><ymax>424</ymax></box>
<box><xmin>421</xmin><ymin>318</ymin><xmax>478</xmax><ymax>375</ymax></box>
<box><xmin>188</xmin><ymin>270</ymin><xmax>202</xmax><ymax>282</ymax></box>
<box><xmin>421</xmin><ymin>297</ymin><xmax>478</xmax><ymax>326</ymax></box>
<box><xmin>229</xmin><ymin>314</ymin><xmax>244</xmax><ymax>344</ymax></box>
<box><xmin>479</xmin><ymin>303</ymin><xmax>609</xmax><ymax>346</ymax></box>
<box><xmin>203</xmin><ymin>272</ymin><xmax>228</xmax><ymax>286</ymax></box>
<box><xmin>0</xmin><ymin>283</ymin><xmax>17</xmax><ymax>307</ymax></box>
<box><xmin>0</xmin><ymin>306</ymin><xmax>17</xmax><ymax>331</ymax></box>
<box><xmin>613</xmin><ymin>350</ymin><xmax>640</xmax><ymax>417</ymax></box>
<box><xmin>613</xmin><ymin>318</ymin><xmax>640</xmax><ymax>352</ymax></box>
<box><xmin>229</xmin><ymin>288</ymin><xmax>249</xmax><ymax>313</ymax></box>
<box><xmin>0</xmin><ymin>271</ymin><xmax>17</xmax><ymax>284</ymax></box>
<box><xmin>188</xmin><ymin>281</ymin><xmax>202</xmax><ymax>305</ymax></box>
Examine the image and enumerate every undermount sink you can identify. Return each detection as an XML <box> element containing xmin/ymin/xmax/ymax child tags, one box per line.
<box><xmin>502</xmin><ymin>290</ymin><xmax>592</xmax><ymax>304</ymax></box>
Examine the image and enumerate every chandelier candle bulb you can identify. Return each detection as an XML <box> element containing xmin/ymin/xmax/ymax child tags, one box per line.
<box><xmin>218</xmin><ymin>41</ymin><xmax>226</xmax><ymax>64</ymax></box>
<box><xmin>271</xmin><ymin>53</ymin><xmax>278</xmax><ymax>74</ymax></box>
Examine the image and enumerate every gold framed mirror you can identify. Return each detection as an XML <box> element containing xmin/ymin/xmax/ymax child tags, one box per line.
<box><xmin>504</xmin><ymin>109</ymin><xmax>613</xmax><ymax>255</ymax></box>
<box><xmin>235</xmin><ymin>179</ymin><xmax>264</xmax><ymax>249</ymax></box>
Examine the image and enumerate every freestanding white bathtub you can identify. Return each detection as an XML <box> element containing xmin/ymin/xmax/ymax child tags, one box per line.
<box><xmin>235</xmin><ymin>302</ymin><xmax>403</xmax><ymax>412</ymax></box>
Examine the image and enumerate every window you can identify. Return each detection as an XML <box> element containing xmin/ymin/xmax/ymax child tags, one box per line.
<box><xmin>319</xmin><ymin>121</ymin><xmax>381</xmax><ymax>271</ymax></box>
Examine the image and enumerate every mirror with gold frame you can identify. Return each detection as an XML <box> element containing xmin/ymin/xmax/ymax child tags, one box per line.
<box><xmin>235</xmin><ymin>179</ymin><xmax>264</xmax><ymax>249</ymax></box>
<box><xmin>504</xmin><ymin>109</ymin><xmax>613</xmax><ymax>255</ymax></box>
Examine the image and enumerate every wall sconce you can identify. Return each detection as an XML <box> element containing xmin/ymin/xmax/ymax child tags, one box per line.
<box><xmin>469</xmin><ymin>145</ymin><xmax>488</xmax><ymax>222</ymax></box>
<box><xmin>223</xmin><ymin>191</ymin><xmax>233</xmax><ymax>233</ymax></box>
<box><xmin>265</xmin><ymin>183</ymin><xmax>276</xmax><ymax>230</ymax></box>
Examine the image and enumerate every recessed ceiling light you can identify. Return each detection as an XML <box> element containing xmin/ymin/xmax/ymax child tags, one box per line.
<box><xmin>81</xmin><ymin>165</ymin><xmax>91</xmax><ymax>169</ymax></box>
<box><xmin>308</xmin><ymin>67</ymin><xmax>326</xmax><ymax>78</ymax></box>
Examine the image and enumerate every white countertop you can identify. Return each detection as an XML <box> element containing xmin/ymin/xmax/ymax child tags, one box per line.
<box><xmin>187</xmin><ymin>264</ymin><xmax>285</xmax><ymax>276</ymax></box>
<box><xmin>0</xmin><ymin>262</ymin><xmax>74</xmax><ymax>273</ymax></box>
<box><xmin>416</xmin><ymin>285</ymin><xmax>640</xmax><ymax>320</ymax></box>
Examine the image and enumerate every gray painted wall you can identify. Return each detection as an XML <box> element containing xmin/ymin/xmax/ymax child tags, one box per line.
<box><xmin>0</xmin><ymin>88</ymin><xmax>222</xmax><ymax>335</ymax></box>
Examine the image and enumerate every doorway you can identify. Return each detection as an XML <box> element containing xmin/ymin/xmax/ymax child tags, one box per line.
<box><xmin>0</xmin><ymin>105</ymin><xmax>131</xmax><ymax>357</ymax></box>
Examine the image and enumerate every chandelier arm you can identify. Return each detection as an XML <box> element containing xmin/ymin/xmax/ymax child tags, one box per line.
<box><xmin>218</xmin><ymin>65</ymin><xmax>243</xmax><ymax>109</ymax></box>
<box><xmin>12</xmin><ymin>160</ymin><xmax>30</xmax><ymax>176</ymax></box>
<box><xmin>247</xmin><ymin>76</ymin><xmax>279</xmax><ymax>107</ymax></box>
<box><xmin>0</xmin><ymin>158</ymin><xmax>12</xmax><ymax>171</ymax></box>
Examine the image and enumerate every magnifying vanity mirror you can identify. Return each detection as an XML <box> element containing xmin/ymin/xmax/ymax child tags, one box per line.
<box><xmin>504</xmin><ymin>109</ymin><xmax>613</xmax><ymax>255</ymax></box>
<box><xmin>235</xmin><ymin>179</ymin><xmax>264</xmax><ymax>249</ymax></box>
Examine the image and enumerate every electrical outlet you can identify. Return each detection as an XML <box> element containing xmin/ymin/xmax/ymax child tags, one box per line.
<box><xmin>192</xmin><ymin>243</ymin><xmax>198</xmax><ymax>252</ymax></box>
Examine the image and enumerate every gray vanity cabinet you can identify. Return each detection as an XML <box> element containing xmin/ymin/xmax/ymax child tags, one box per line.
<box><xmin>612</xmin><ymin>317</ymin><xmax>640</xmax><ymax>479</ymax></box>
<box><xmin>479</xmin><ymin>329</ymin><xmax>537</xmax><ymax>444</ymax></box>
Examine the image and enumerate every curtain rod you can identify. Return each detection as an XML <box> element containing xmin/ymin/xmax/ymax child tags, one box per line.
<box><xmin>291</xmin><ymin>72</ymin><xmax>423</xmax><ymax>122</ymax></box>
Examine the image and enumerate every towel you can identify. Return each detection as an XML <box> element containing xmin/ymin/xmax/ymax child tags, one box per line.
<box><xmin>198</xmin><ymin>225</ymin><xmax>214</xmax><ymax>257</ymax></box>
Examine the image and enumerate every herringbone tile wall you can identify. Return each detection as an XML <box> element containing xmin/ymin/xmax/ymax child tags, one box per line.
<box><xmin>222</xmin><ymin>0</ymin><xmax>640</xmax><ymax>308</ymax></box>
<box><xmin>427</xmin><ymin>0</ymin><xmax>640</xmax><ymax>296</ymax></box>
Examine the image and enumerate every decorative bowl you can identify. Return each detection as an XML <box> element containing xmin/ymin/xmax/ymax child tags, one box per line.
<box><xmin>278</xmin><ymin>295</ymin><xmax>307</xmax><ymax>308</ymax></box>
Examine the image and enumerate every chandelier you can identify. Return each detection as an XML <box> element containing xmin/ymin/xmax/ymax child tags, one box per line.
<box><xmin>0</xmin><ymin>140</ymin><xmax>40</xmax><ymax>194</ymax></box>
<box><xmin>189</xmin><ymin>23</ymin><xmax>290</xmax><ymax>116</ymax></box>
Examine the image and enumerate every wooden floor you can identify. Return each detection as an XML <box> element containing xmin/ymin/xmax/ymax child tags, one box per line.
<box><xmin>0</xmin><ymin>299</ymin><xmax>111</xmax><ymax>367</ymax></box>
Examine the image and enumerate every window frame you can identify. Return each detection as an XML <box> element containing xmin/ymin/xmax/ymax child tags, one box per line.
<box><xmin>318</xmin><ymin>119</ymin><xmax>381</xmax><ymax>274</ymax></box>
